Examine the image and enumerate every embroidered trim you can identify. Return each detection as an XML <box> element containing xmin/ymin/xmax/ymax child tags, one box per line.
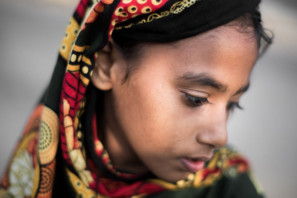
<box><xmin>115</xmin><ymin>0</ymin><xmax>201</xmax><ymax>30</ymax></box>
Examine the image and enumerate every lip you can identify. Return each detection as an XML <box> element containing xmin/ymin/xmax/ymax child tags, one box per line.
<box><xmin>180</xmin><ymin>157</ymin><xmax>210</xmax><ymax>173</ymax></box>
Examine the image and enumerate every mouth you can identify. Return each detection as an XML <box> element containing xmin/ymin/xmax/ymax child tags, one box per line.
<box><xmin>180</xmin><ymin>157</ymin><xmax>210</xmax><ymax>173</ymax></box>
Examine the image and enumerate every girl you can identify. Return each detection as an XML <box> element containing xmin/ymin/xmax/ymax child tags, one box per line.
<box><xmin>0</xmin><ymin>0</ymin><xmax>272</xmax><ymax>197</ymax></box>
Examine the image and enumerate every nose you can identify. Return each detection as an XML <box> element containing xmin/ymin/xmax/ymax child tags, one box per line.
<box><xmin>196</xmin><ymin>107</ymin><xmax>228</xmax><ymax>149</ymax></box>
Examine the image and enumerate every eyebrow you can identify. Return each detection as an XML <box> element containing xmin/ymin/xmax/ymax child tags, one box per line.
<box><xmin>176</xmin><ymin>72</ymin><xmax>249</xmax><ymax>95</ymax></box>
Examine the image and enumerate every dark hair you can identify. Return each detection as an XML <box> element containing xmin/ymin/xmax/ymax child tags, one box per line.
<box><xmin>112</xmin><ymin>9</ymin><xmax>273</xmax><ymax>81</ymax></box>
<box><xmin>243</xmin><ymin>8</ymin><xmax>273</xmax><ymax>55</ymax></box>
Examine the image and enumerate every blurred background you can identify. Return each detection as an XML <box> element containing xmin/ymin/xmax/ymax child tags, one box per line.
<box><xmin>0</xmin><ymin>0</ymin><xmax>296</xmax><ymax>197</ymax></box>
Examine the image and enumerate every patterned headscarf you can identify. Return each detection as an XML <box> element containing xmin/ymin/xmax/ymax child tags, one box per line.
<box><xmin>0</xmin><ymin>0</ymin><xmax>264</xmax><ymax>197</ymax></box>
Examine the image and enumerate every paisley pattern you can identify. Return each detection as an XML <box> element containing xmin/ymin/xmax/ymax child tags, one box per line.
<box><xmin>115</xmin><ymin>0</ymin><xmax>200</xmax><ymax>30</ymax></box>
<box><xmin>0</xmin><ymin>0</ymin><xmax>264</xmax><ymax>197</ymax></box>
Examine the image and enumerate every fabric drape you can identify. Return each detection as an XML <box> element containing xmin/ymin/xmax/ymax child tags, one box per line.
<box><xmin>0</xmin><ymin>0</ymin><xmax>264</xmax><ymax>197</ymax></box>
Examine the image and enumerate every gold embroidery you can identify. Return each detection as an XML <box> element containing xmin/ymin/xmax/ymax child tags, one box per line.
<box><xmin>147</xmin><ymin>11</ymin><xmax>170</xmax><ymax>22</ymax></box>
<box><xmin>115</xmin><ymin>0</ymin><xmax>200</xmax><ymax>31</ymax></box>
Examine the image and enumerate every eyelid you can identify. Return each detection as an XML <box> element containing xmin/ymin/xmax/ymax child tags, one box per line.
<box><xmin>180</xmin><ymin>88</ymin><xmax>210</xmax><ymax>98</ymax></box>
<box><xmin>181</xmin><ymin>91</ymin><xmax>210</xmax><ymax>107</ymax></box>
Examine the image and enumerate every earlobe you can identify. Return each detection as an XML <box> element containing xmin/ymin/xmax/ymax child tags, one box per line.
<box><xmin>91</xmin><ymin>42</ymin><xmax>114</xmax><ymax>91</ymax></box>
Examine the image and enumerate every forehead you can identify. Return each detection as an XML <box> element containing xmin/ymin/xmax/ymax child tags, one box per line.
<box><xmin>141</xmin><ymin>25</ymin><xmax>258</xmax><ymax>69</ymax></box>
<box><xmin>179</xmin><ymin>27</ymin><xmax>256</xmax><ymax>83</ymax></box>
<box><xmin>173</xmin><ymin>25</ymin><xmax>257</xmax><ymax>53</ymax></box>
<box><xmin>133</xmin><ymin>25</ymin><xmax>258</xmax><ymax>91</ymax></box>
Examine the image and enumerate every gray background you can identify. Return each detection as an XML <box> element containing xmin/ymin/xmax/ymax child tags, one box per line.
<box><xmin>0</xmin><ymin>0</ymin><xmax>296</xmax><ymax>197</ymax></box>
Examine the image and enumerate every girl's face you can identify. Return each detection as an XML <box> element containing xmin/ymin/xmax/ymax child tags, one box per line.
<box><xmin>94</xmin><ymin>25</ymin><xmax>258</xmax><ymax>182</ymax></box>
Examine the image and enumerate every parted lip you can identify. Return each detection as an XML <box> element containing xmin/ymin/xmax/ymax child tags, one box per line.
<box><xmin>180</xmin><ymin>155</ymin><xmax>212</xmax><ymax>173</ymax></box>
<box><xmin>185</xmin><ymin>153</ymin><xmax>213</xmax><ymax>162</ymax></box>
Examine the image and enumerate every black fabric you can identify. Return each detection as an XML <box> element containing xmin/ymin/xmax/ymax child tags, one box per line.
<box><xmin>78</xmin><ymin>1</ymin><xmax>121</xmax><ymax>56</ymax></box>
<box><xmin>52</xmin><ymin>146</ymin><xmax>76</xmax><ymax>198</ymax></box>
<box><xmin>147</xmin><ymin>173</ymin><xmax>264</xmax><ymax>198</ymax></box>
<box><xmin>113</xmin><ymin>0</ymin><xmax>261</xmax><ymax>43</ymax></box>
<box><xmin>41</xmin><ymin>55</ymin><xmax>68</xmax><ymax>114</ymax></box>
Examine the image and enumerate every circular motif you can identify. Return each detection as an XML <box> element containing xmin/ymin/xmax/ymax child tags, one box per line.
<box><xmin>120</xmin><ymin>12</ymin><xmax>128</xmax><ymax>17</ymax></box>
<box><xmin>39</xmin><ymin>121</ymin><xmax>53</xmax><ymax>151</ymax></box>
<box><xmin>123</xmin><ymin>0</ymin><xmax>132</xmax><ymax>3</ymax></box>
<box><xmin>137</xmin><ymin>0</ymin><xmax>147</xmax><ymax>4</ymax></box>
<box><xmin>115</xmin><ymin>7</ymin><xmax>127</xmax><ymax>17</ymax></box>
<box><xmin>128</xmin><ymin>6</ymin><xmax>138</xmax><ymax>14</ymax></box>
<box><xmin>152</xmin><ymin>0</ymin><xmax>162</xmax><ymax>5</ymax></box>
<box><xmin>61</xmin><ymin>44</ymin><xmax>67</xmax><ymax>52</ymax></box>
<box><xmin>82</xmin><ymin>66</ymin><xmax>89</xmax><ymax>74</ymax></box>
<box><xmin>185</xmin><ymin>0</ymin><xmax>196</xmax><ymax>7</ymax></box>
<box><xmin>38</xmin><ymin>107</ymin><xmax>59</xmax><ymax>165</ymax></box>
<box><xmin>39</xmin><ymin>166</ymin><xmax>54</xmax><ymax>194</ymax></box>
<box><xmin>71</xmin><ymin>54</ymin><xmax>77</xmax><ymax>62</ymax></box>
<box><xmin>74</xmin><ymin>29</ymin><xmax>79</xmax><ymax>35</ymax></box>
<box><xmin>141</xmin><ymin>6</ymin><xmax>152</xmax><ymax>14</ymax></box>
<box><xmin>76</xmin><ymin>181</ymin><xmax>81</xmax><ymax>186</ymax></box>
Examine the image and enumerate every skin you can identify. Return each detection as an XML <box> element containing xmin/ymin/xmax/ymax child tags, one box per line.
<box><xmin>91</xmin><ymin>24</ymin><xmax>258</xmax><ymax>183</ymax></box>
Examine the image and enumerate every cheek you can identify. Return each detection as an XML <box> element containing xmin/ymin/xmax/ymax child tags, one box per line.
<box><xmin>112</xmin><ymin>70</ymin><xmax>191</xmax><ymax>154</ymax></box>
<box><xmin>128</xmin><ymin>82</ymin><xmax>176</xmax><ymax>145</ymax></box>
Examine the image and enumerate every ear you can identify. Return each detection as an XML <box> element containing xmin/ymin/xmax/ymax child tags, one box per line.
<box><xmin>91</xmin><ymin>42</ymin><xmax>114</xmax><ymax>91</ymax></box>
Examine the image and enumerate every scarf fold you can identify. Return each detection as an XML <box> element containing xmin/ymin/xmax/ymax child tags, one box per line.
<box><xmin>0</xmin><ymin>0</ymin><xmax>264</xmax><ymax>197</ymax></box>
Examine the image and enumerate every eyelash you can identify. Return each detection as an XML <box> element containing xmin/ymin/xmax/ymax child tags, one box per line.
<box><xmin>183</xmin><ymin>92</ymin><xmax>243</xmax><ymax>111</ymax></box>
<box><xmin>227</xmin><ymin>102</ymin><xmax>243</xmax><ymax>112</ymax></box>
<box><xmin>184</xmin><ymin>92</ymin><xmax>210</xmax><ymax>107</ymax></box>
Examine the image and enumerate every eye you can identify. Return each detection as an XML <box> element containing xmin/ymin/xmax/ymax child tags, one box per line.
<box><xmin>227</xmin><ymin>102</ymin><xmax>243</xmax><ymax>112</ymax></box>
<box><xmin>183</xmin><ymin>92</ymin><xmax>209</xmax><ymax>107</ymax></box>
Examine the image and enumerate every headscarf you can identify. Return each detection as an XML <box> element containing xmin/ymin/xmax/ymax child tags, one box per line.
<box><xmin>0</xmin><ymin>0</ymin><xmax>264</xmax><ymax>197</ymax></box>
